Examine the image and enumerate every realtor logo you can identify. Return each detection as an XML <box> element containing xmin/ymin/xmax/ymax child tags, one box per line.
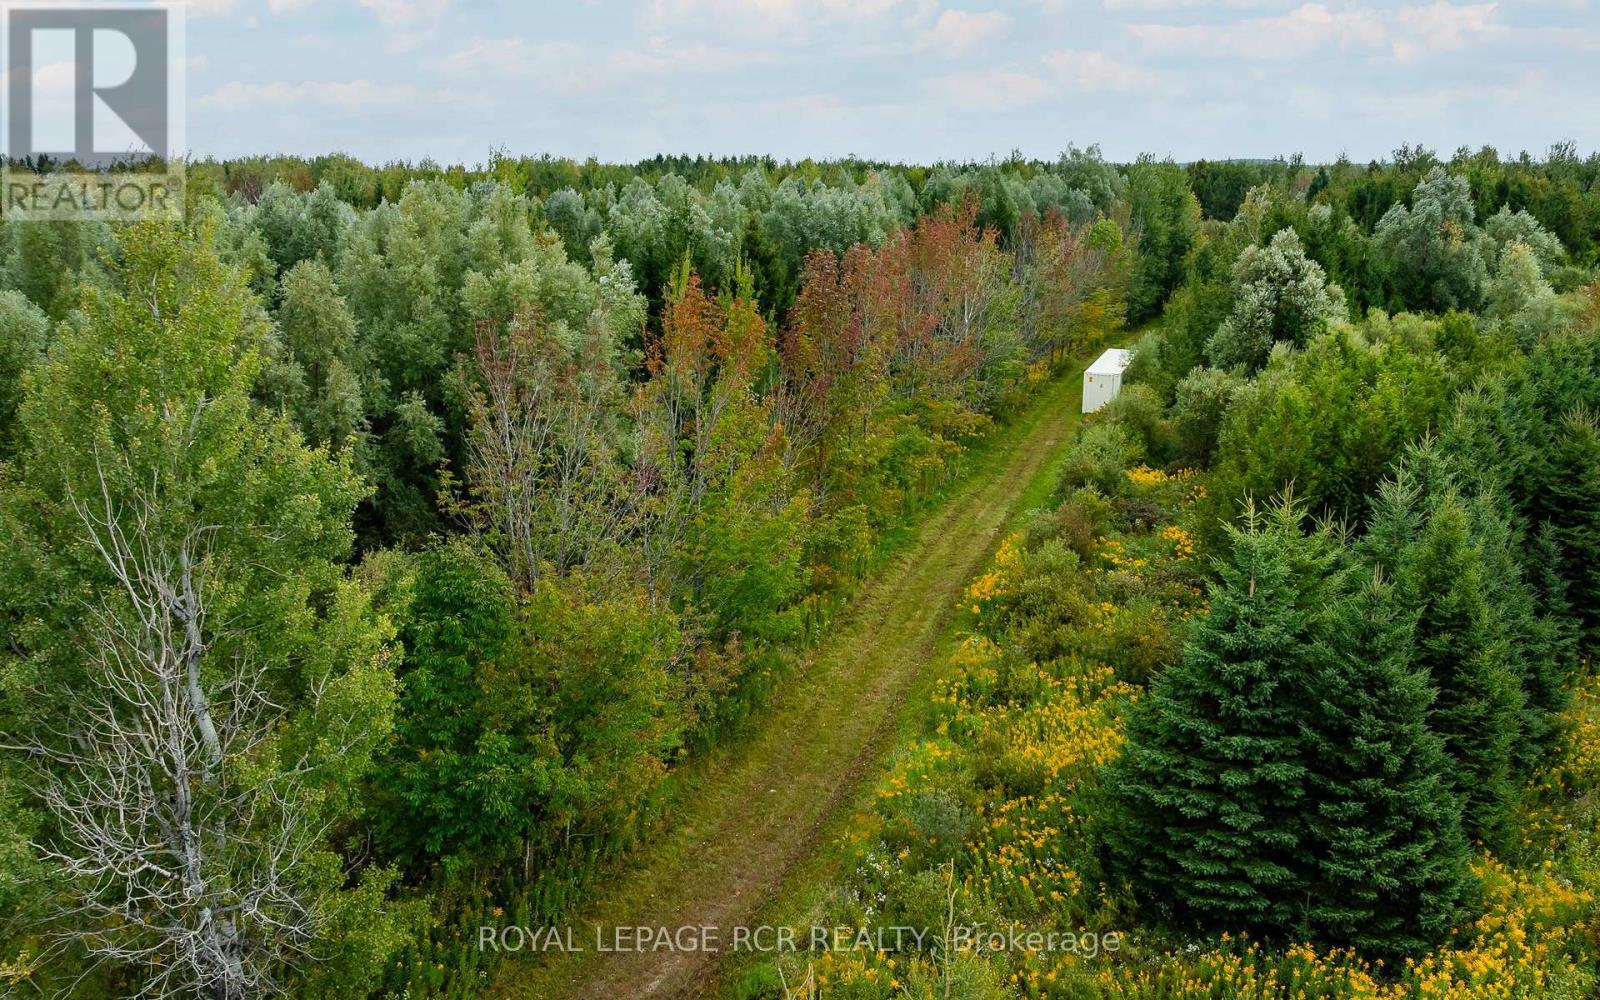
<box><xmin>1</xmin><ymin>0</ymin><xmax>185</xmax><ymax>220</ymax></box>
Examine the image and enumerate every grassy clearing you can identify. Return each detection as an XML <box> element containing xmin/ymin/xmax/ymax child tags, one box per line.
<box><xmin>706</xmin><ymin>345</ymin><xmax>1136</xmax><ymax>1000</ymax></box>
<box><xmin>485</xmin><ymin>339</ymin><xmax>1122</xmax><ymax>1000</ymax></box>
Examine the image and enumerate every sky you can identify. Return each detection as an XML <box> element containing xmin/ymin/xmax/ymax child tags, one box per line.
<box><xmin>178</xmin><ymin>0</ymin><xmax>1600</xmax><ymax>166</ymax></box>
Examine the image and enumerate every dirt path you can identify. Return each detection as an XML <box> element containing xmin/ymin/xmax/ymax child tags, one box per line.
<box><xmin>488</xmin><ymin>357</ymin><xmax>1101</xmax><ymax>1000</ymax></box>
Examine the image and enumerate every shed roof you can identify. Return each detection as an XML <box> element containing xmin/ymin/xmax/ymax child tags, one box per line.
<box><xmin>1086</xmin><ymin>348</ymin><xmax>1132</xmax><ymax>376</ymax></box>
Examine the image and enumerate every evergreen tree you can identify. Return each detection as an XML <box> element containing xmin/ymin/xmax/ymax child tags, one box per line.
<box><xmin>1302</xmin><ymin>571</ymin><xmax>1472</xmax><ymax>956</ymax></box>
<box><xmin>1365</xmin><ymin>478</ymin><xmax>1524</xmax><ymax>847</ymax></box>
<box><xmin>1526</xmin><ymin>519</ymin><xmax>1581</xmax><ymax>715</ymax></box>
<box><xmin>1125</xmin><ymin>158</ymin><xmax>1201</xmax><ymax>322</ymax></box>
<box><xmin>1108</xmin><ymin>498</ymin><xmax>1475</xmax><ymax>955</ymax></box>
<box><xmin>1106</xmin><ymin>499</ymin><xmax>1336</xmax><ymax>935</ymax></box>
<box><xmin>1504</xmin><ymin>336</ymin><xmax>1600</xmax><ymax>646</ymax></box>
<box><xmin>1538</xmin><ymin>409</ymin><xmax>1600</xmax><ymax>644</ymax></box>
<box><xmin>1388</xmin><ymin>440</ymin><xmax>1574</xmax><ymax>770</ymax></box>
<box><xmin>1465</xmin><ymin>492</ymin><xmax>1572</xmax><ymax>773</ymax></box>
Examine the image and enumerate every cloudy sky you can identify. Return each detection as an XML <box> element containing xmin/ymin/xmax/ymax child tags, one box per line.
<box><xmin>183</xmin><ymin>0</ymin><xmax>1600</xmax><ymax>165</ymax></box>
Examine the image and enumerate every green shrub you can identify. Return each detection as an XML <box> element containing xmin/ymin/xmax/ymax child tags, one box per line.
<box><xmin>1098</xmin><ymin>383</ymin><xmax>1177</xmax><ymax>465</ymax></box>
<box><xmin>1171</xmin><ymin>366</ymin><xmax>1243</xmax><ymax>468</ymax></box>
<box><xmin>1059</xmin><ymin>421</ymin><xmax>1144</xmax><ymax>496</ymax></box>
<box><xmin>1033</xmin><ymin>487</ymin><xmax>1113</xmax><ymax>562</ymax></box>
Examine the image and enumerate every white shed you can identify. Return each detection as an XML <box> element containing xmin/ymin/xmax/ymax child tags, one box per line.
<box><xmin>1082</xmin><ymin>348</ymin><xmax>1133</xmax><ymax>413</ymax></box>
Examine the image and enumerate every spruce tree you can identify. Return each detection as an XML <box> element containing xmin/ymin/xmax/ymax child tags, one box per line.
<box><xmin>1106</xmin><ymin>499</ymin><xmax>1336</xmax><ymax>935</ymax></box>
<box><xmin>1395</xmin><ymin>440</ymin><xmax>1573</xmax><ymax>771</ymax></box>
<box><xmin>1302</xmin><ymin>571</ymin><xmax>1472</xmax><ymax>956</ymax></box>
<box><xmin>1366</xmin><ymin>480</ymin><xmax>1524</xmax><ymax>847</ymax></box>
<box><xmin>1509</xmin><ymin>337</ymin><xmax>1600</xmax><ymax>645</ymax></box>
<box><xmin>1108</xmin><ymin>498</ymin><xmax>1475</xmax><ymax>954</ymax></box>
<box><xmin>1526</xmin><ymin>519</ymin><xmax>1580</xmax><ymax>724</ymax></box>
<box><xmin>1539</xmin><ymin>409</ymin><xmax>1600</xmax><ymax>644</ymax></box>
<box><xmin>1467</xmin><ymin>493</ymin><xmax>1571</xmax><ymax>773</ymax></box>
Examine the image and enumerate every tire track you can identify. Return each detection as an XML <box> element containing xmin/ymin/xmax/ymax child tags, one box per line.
<box><xmin>489</xmin><ymin>360</ymin><xmax>1099</xmax><ymax>1000</ymax></box>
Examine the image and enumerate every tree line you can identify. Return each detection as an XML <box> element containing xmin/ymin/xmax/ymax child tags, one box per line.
<box><xmin>750</xmin><ymin>161</ymin><xmax>1600</xmax><ymax>998</ymax></box>
<box><xmin>2</xmin><ymin>143</ymin><xmax>1598</xmax><ymax>999</ymax></box>
<box><xmin>0</xmin><ymin>156</ymin><xmax>1128</xmax><ymax>998</ymax></box>
<box><xmin>1098</xmin><ymin>168</ymin><xmax>1598</xmax><ymax>958</ymax></box>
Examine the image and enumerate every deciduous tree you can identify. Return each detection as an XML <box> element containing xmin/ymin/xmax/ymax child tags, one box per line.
<box><xmin>0</xmin><ymin>222</ymin><xmax>401</xmax><ymax>999</ymax></box>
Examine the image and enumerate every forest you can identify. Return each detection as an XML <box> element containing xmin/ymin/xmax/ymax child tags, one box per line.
<box><xmin>0</xmin><ymin>143</ymin><xmax>1598</xmax><ymax>1000</ymax></box>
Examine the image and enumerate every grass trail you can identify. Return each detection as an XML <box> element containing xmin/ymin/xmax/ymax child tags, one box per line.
<box><xmin>488</xmin><ymin>344</ymin><xmax>1111</xmax><ymax>1000</ymax></box>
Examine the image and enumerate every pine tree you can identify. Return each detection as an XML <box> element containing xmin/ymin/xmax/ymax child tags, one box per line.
<box><xmin>1302</xmin><ymin>571</ymin><xmax>1473</xmax><ymax>956</ymax></box>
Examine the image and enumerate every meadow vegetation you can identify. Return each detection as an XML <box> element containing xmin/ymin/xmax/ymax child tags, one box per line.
<box><xmin>2</xmin><ymin>146</ymin><xmax>1599</xmax><ymax>1000</ymax></box>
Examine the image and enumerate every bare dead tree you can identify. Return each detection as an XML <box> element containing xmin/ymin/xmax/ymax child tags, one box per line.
<box><xmin>8</xmin><ymin>454</ymin><xmax>352</xmax><ymax>999</ymax></box>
